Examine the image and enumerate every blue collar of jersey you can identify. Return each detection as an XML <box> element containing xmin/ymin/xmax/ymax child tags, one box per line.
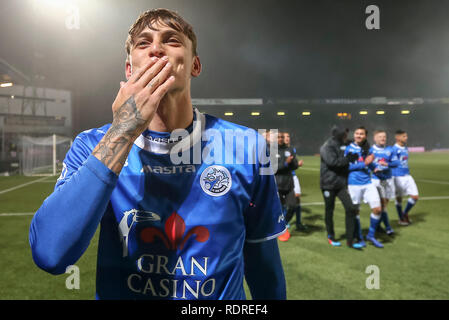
<box><xmin>134</xmin><ymin>108</ymin><xmax>205</xmax><ymax>154</ymax></box>
<box><xmin>141</xmin><ymin>111</ymin><xmax>195</xmax><ymax>141</ymax></box>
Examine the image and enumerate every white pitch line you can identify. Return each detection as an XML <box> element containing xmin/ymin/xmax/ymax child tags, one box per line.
<box><xmin>0</xmin><ymin>213</ymin><xmax>35</xmax><ymax>217</ymax></box>
<box><xmin>417</xmin><ymin>196</ymin><xmax>449</xmax><ymax>200</ymax></box>
<box><xmin>0</xmin><ymin>176</ymin><xmax>52</xmax><ymax>195</ymax></box>
<box><xmin>417</xmin><ymin>179</ymin><xmax>449</xmax><ymax>185</ymax></box>
<box><xmin>2</xmin><ymin>196</ymin><xmax>449</xmax><ymax>217</ymax></box>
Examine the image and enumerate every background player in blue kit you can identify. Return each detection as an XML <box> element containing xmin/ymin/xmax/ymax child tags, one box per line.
<box><xmin>29</xmin><ymin>8</ymin><xmax>286</xmax><ymax>300</ymax></box>
<box><xmin>345</xmin><ymin>127</ymin><xmax>384</xmax><ymax>248</ymax></box>
<box><xmin>370</xmin><ymin>130</ymin><xmax>400</xmax><ymax>235</ymax></box>
<box><xmin>392</xmin><ymin>130</ymin><xmax>419</xmax><ymax>225</ymax></box>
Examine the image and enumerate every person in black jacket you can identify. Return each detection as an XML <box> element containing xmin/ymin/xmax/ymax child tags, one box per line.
<box><xmin>320</xmin><ymin>125</ymin><xmax>362</xmax><ymax>249</ymax></box>
<box><xmin>275</xmin><ymin>132</ymin><xmax>299</xmax><ymax>241</ymax></box>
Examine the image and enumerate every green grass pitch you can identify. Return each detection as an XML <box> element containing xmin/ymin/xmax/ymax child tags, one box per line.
<box><xmin>0</xmin><ymin>153</ymin><xmax>448</xmax><ymax>299</ymax></box>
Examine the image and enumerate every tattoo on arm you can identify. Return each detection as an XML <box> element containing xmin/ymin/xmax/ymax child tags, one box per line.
<box><xmin>92</xmin><ymin>96</ymin><xmax>147</xmax><ymax>174</ymax></box>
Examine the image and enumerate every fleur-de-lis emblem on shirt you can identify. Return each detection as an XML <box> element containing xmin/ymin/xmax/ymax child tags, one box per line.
<box><xmin>140</xmin><ymin>212</ymin><xmax>210</xmax><ymax>250</ymax></box>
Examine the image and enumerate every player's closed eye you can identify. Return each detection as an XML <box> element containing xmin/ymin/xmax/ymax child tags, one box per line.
<box><xmin>136</xmin><ymin>41</ymin><xmax>150</xmax><ymax>47</ymax></box>
<box><xmin>167</xmin><ymin>37</ymin><xmax>182</xmax><ymax>45</ymax></box>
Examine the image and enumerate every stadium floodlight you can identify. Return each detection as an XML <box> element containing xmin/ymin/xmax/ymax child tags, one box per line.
<box><xmin>376</xmin><ymin>110</ymin><xmax>385</xmax><ymax>115</ymax></box>
<box><xmin>0</xmin><ymin>82</ymin><xmax>13</xmax><ymax>88</ymax></box>
<box><xmin>401</xmin><ymin>110</ymin><xmax>411</xmax><ymax>115</ymax></box>
<box><xmin>251</xmin><ymin>112</ymin><xmax>260</xmax><ymax>116</ymax></box>
<box><xmin>337</xmin><ymin>112</ymin><xmax>351</xmax><ymax>119</ymax></box>
<box><xmin>277</xmin><ymin>112</ymin><xmax>285</xmax><ymax>116</ymax></box>
<box><xmin>359</xmin><ymin>111</ymin><xmax>368</xmax><ymax>115</ymax></box>
<box><xmin>302</xmin><ymin>111</ymin><xmax>311</xmax><ymax>116</ymax></box>
<box><xmin>11</xmin><ymin>95</ymin><xmax>15</xmax><ymax>99</ymax></box>
<box><xmin>224</xmin><ymin>112</ymin><xmax>233</xmax><ymax>116</ymax></box>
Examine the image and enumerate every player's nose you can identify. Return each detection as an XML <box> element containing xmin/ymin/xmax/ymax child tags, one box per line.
<box><xmin>149</xmin><ymin>40</ymin><xmax>165</xmax><ymax>59</ymax></box>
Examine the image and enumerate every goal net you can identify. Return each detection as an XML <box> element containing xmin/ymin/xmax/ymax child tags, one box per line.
<box><xmin>21</xmin><ymin>134</ymin><xmax>72</xmax><ymax>176</ymax></box>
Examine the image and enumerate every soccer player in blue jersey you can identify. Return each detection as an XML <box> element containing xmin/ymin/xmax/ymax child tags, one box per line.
<box><xmin>345</xmin><ymin>127</ymin><xmax>384</xmax><ymax>248</ymax></box>
<box><xmin>29</xmin><ymin>9</ymin><xmax>287</xmax><ymax>300</ymax></box>
<box><xmin>369</xmin><ymin>130</ymin><xmax>400</xmax><ymax>235</ymax></box>
<box><xmin>392</xmin><ymin>130</ymin><xmax>419</xmax><ymax>225</ymax></box>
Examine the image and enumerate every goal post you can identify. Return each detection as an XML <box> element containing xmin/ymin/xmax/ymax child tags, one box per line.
<box><xmin>21</xmin><ymin>134</ymin><xmax>72</xmax><ymax>176</ymax></box>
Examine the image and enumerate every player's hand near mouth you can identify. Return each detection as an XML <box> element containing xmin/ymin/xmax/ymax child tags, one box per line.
<box><xmin>92</xmin><ymin>56</ymin><xmax>175</xmax><ymax>174</ymax></box>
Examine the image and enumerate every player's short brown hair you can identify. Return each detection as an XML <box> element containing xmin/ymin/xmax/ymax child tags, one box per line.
<box><xmin>125</xmin><ymin>8</ymin><xmax>198</xmax><ymax>59</ymax></box>
<box><xmin>373</xmin><ymin>129</ymin><xmax>386</xmax><ymax>136</ymax></box>
<box><xmin>355</xmin><ymin>126</ymin><xmax>368</xmax><ymax>135</ymax></box>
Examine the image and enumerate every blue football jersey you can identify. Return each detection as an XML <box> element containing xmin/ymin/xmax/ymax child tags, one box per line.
<box><xmin>30</xmin><ymin>108</ymin><xmax>285</xmax><ymax>300</ymax></box>
<box><xmin>369</xmin><ymin>145</ymin><xmax>399</xmax><ymax>180</ymax></box>
<box><xmin>345</xmin><ymin>142</ymin><xmax>371</xmax><ymax>185</ymax></box>
<box><xmin>391</xmin><ymin>144</ymin><xmax>410</xmax><ymax>176</ymax></box>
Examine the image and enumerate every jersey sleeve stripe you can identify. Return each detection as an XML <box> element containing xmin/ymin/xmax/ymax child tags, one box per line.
<box><xmin>245</xmin><ymin>227</ymin><xmax>288</xmax><ymax>243</ymax></box>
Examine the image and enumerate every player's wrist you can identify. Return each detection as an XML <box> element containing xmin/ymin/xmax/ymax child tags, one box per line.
<box><xmin>92</xmin><ymin>126</ymin><xmax>137</xmax><ymax>174</ymax></box>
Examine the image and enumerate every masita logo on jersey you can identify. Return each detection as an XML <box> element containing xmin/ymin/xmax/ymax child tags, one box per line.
<box><xmin>125</xmin><ymin>212</ymin><xmax>214</xmax><ymax>299</ymax></box>
<box><xmin>200</xmin><ymin>166</ymin><xmax>232</xmax><ymax>197</ymax></box>
<box><xmin>140</xmin><ymin>164</ymin><xmax>196</xmax><ymax>174</ymax></box>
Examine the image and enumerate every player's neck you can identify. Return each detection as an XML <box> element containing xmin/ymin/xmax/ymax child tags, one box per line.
<box><xmin>396</xmin><ymin>141</ymin><xmax>405</xmax><ymax>147</ymax></box>
<box><xmin>148</xmin><ymin>90</ymin><xmax>194</xmax><ymax>133</ymax></box>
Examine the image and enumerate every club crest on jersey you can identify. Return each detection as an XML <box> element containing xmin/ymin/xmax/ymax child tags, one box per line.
<box><xmin>200</xmin><ymin>166</ymin><xmax>232</xmax><ymax>197</ymax></box>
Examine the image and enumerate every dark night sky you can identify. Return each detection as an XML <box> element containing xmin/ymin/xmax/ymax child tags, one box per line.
<box><xmin>1</xmin><ymin>0</ymin><xmax>449</xmax><ymax>133</ymax></box>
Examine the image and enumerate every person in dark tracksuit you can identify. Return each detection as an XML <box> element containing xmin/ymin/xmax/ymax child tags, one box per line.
<box><xmin>276</xmin><ymin>132</ymin><xmax>299</xmax><ymax>241</ymax></box>
<box><xmin>283</xmin><ymin>132</ymin><xmax>305</xmax><ymax>231</ymax></box>
<box><xmin>320</xmin><ymin>125</ymin><xmax>363</xmax><ymax>249</ymax></box>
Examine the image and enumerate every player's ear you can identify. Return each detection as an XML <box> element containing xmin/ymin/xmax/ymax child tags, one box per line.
<box><xmin>125</xmin><ymin>58</ymin><xmax>132</xmax><ymax>80</ymax></box>
<box><xmin>191</xmin><ymin>55</ymin><xmax>202</xmax><ymax>77</ymax></box>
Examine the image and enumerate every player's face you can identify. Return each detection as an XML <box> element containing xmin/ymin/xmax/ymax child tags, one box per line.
<box><xmin>396</xmin><ymin>133</ymin><xmax>408</xmax><ymax>145</ymax></box>
<box><xmin>278</xmin><ymin>133</ymin><xmax>284</xmax><ymax>145</ymax></box>
<box><xmin>284</xmin><ymin>133</ymin><xmax>290</xmax><ymax>145</ymax></box>
<box><xmin>353</xmin><ymin>129</ymin><xmax>367</xmax><ymax>144</ymax></box>
<box><xmin>374</xmin><ymin>132</ymin><xmax>387</xmax><ymax>146</ymax></box>
<box><xmin>125</xmin><ymin>21</ymin><xmax>201</xmax><ymax>93</ymax></box>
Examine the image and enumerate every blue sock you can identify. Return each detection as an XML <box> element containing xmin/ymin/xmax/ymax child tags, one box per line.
<box><xmin>368</xmin><ymin>213</ymin><xmax>382</xmax><ymax>238</ymax></box>
<box><xmin>395</xmin><ymin>201</ymin><xmax>403</xmax><ymax>220</ymax></box>
<box><xmin>404</xmin><ymin>198</ymin><xmax>416</xmax><ymax>215</ymax></box>
<box><xmin>381</xmin><ymin>211</ymin><xmax>391</xmax><ymax>230</ymax></box>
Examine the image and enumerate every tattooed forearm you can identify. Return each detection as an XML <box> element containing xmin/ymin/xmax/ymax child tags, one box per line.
<box><xmin>92</xmin><ymin>96</ymin><xmax>147</xmax><ymax>174</ymax></box>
